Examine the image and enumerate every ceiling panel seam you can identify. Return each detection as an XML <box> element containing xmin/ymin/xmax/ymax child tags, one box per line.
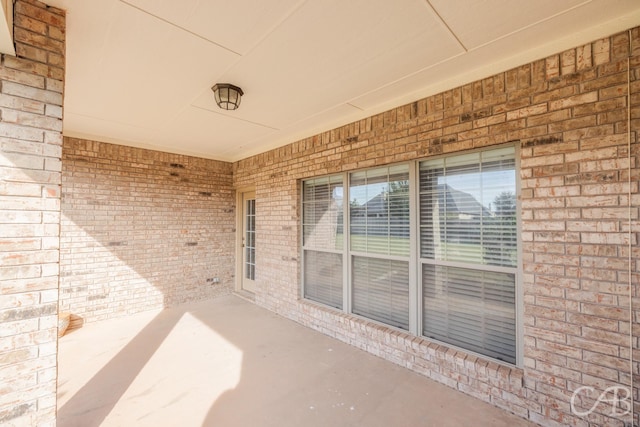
<box><xmin>190</xmin><ymin>105</ymin><xmax>280</xmax><ymax>130</ymax></box>
<box><xmin>460</xmin><ymin>0</ymin><xmax>593</xmax><ymax>53</ymax></box>
<box><xmin>119</xmin><ymin>0</ymin><xmax>243</xmax><ymax>56</ymax></box>
<box><xmin>347</xmin><ymin>50</ymin><xmax>467</xmax><ymax>111</ymax></box>
<box><xmin>425</xmin><ymin>0</ymin><xmax>468</xmax><ymax>52</ymax></box>
<box><xmin>231</xmin><ymin>0</ymin><xmax>310</xmax><ymax>59</ymax></box>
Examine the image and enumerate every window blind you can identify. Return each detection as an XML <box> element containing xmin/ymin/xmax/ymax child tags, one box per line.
<box><xmin>302</xmin><ymin>146</ymin><xmax>519</xmax><ymax>365</ymax></box>
<box><xmin>419</xmin><ymin>147</ymin><xmax>516</xmax><ymax>267</ymax></box>
<box><xmin>352</xmin><ymin>256</ymin><xmax>409</xmax><ymax>330</ymax></box>
<box><xmin>419</xmin><ymin>146</ymin><xmax>517</xmax><ymax>363</ymax></box>
<box><xmin>303</xmin><ymin>176</ymin><xmax>344</xmax><ymax>251</ymax></box>
<box><xmin>349</xmin><ymin>165</ymin><xmax>410</xmax><ymax>257</ymax></box>
<box><xmin>422</xmin><ymin>264</ymin><xmax>516</xmax><ymax>364</ymax></box>
<box><xmin>349</xmin><ymin>165</ymin><xmax>411</xmax><ymax>330</ymax></box>
<box><xmin>304</xmin><ymin>250</ymin><xmax>343</xmax><ymax>309</ymax></box>
<box><xmin>302</xmin><ymin>176</ymin><xmax>344</xmax><ymax>307</ymax></box>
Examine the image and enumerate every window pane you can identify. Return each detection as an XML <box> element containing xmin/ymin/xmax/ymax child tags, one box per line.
<box><xmin>304</xmin><ymin>250</ymin><xmax>343</xmax><ymax>309</ymax></box>
<box><xmin>419</xmin><ymin>146</ymin><xmax>518</xmax><ymax>365</ymax></box>
<box><xmin>302</xmin><ymin>175</ymin><xmax>344</xmax><ymax>309</ymax></box>
<box><xmin>349</xmin><ymin>165</ymin><xmax>410</xmax><ymax>256</ymax></box>
<box><xmin>422</xmin><ymin>264</ymin><xmax>516</xmax><ymax>364</ymax></box>
<box><xmin>352</xmin><ymin>256</ymin><xmax>409</xmax><ymax>330</ymax></box>
<box><xmin>419</xmin><ymin>147</ymin><xmax>517</xmax><ymax>267</ymax></box>
<box><xmin>245</xmin><ymin>199</ymin><xmax>256</xmax><ymax>280</ymax></box>
<box><xmin>302</xmin><ymin>147</ymin><xmax>519</xmax><ymax>367</ymax></box>
<box><xmin>303</xmin><ymin>176</ymin><xmax>344</xmax><ymax>251</ymax></box>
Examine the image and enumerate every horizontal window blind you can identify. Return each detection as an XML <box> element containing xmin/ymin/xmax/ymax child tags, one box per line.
<box><xmin>419</xmin><ymin>146</ymin><xmax>516</xmax><ymax>268</ymax></box>
<box><xmin>422</xmin><ymin>264</ymin><xmax>516</xmax><ymax>364</ymax></box>
<box><xmin>419</xmin><ymin>146</ymin><xmax>517</xmax><ymax>363</ymax></box>
<box><xmin>352</xmin><ymin>256</ymin><xmax>409</xmax><ymax>330</ymax></box>
<box><xmin>303</xmin><ymin>176</ymin><xmax>344</xmax><ymax>251</ymax></box>
<box><xmin>304</xmin><ymin>250</ymin><xmax>343</xmax><ymax>309</ymax></box>
<box><xmin>302</xmin><ymin>176</ymin><xmax>344</xmax><ymax>307</ymax></box>
<box><xmin>350</xmin><ymin>165</ymin><xmax>410</xmax><ymax>257</ymax></box>
<box><xmin>302</xmin><ymin>145</ymin><xmax>519</xmax><ymax>365</ymax></box>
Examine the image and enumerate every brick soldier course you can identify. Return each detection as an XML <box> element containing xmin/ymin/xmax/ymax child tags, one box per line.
<box><xmin>0</xmin><ymin>1</ymin><xmax>638</xmax><ymax>425</ymax></box>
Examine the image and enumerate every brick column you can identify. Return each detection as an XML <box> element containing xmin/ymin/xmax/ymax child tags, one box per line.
<box><xmin>0</xmin><ymin>1</ymin><xmax>65</xmax><ymax>425</ymax></box>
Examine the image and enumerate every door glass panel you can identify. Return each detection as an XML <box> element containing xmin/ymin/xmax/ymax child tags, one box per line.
<box><xmin>245</xmin><ymin>198</ymin><xmax>256</xmax><ymax>280</ymax></box>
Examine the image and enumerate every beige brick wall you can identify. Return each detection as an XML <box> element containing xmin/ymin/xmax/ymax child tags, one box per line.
<box><xmin>60</xmin><ymin>138</ymin><xmax>235</xmax><ymax>326</ymax></box>
<box><xmin>234</xmin><ymin>27</ymin><xmax>640</xmax><ymax>426</ymax></box>
<box><xmin>0</xmin><ymin>1</ymin><xmax>65</xmax><ymax>425</ymax></box>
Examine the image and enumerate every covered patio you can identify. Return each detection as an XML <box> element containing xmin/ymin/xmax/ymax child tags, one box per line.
<box><xmin>57</xmin><ymin>295</ymin><xmax>534</xmax><ymax>427</ymax></box>
<box><xmin>1</xmin><ymin>1</ymin><xmax>639</xmax><ymax>426</ymax></box>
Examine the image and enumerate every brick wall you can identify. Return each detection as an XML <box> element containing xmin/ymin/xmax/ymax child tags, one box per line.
<box><xmin>0</xmin><ymin>1</ymin><xmax>64</xmax><ymax>425</ymax></box>
<box><xmin>234</xmin><ymin>27</ymin><xmax>640</xmax><ymax>426</ymax></box>
<box><xmin>60</xmin><ymin>138</ymin><xmax>235</xmax><ymax>327</ymax></box>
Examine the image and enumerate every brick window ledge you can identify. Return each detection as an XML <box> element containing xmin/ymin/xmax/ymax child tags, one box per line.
<box><xmin>297</xmin><ymin>298</ymin><xmax>527</xmax><ymax>418</ymax></box>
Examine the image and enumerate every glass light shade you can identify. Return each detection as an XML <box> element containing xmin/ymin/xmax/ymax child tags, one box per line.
<box><xmin>211</xmin><ymin>83</ymin><xmax>244</xmax><ymax>110</ymax></box>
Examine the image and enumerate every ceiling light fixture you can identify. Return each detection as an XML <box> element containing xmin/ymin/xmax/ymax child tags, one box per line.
<box><xmin>211</xmin><ymin>83</ymin><xmax>244</xmax><ymax>110</ymax></box>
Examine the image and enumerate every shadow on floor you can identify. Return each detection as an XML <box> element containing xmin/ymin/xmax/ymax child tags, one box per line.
<box><xmin>58</xmin><ymin>295</ymin><xmax>535</xmax><ymax>427</ymax></box>
<box><xmin>58</xmin><ymin>309</ymin><xmax>183</xmax><ymax>426</ymax></box>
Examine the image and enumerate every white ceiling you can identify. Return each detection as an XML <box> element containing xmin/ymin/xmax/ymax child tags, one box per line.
<box><xmin>42</xmin><ymin>0</ymin><xmax>640</xmax><ymax>162</ymax></box>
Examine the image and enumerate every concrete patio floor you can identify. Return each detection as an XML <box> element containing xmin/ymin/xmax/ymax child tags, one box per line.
<box><xmin>57</xmin><ymin>295</ymin><xmax>537</xmax><ymax>427</ymax></box>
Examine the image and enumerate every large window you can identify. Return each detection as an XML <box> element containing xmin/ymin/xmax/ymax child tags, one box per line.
<box><xmin>301</xmin><ymin>146</ymin><xmax>519</xmax><ymax>365</ymax></box>
<box><xmin>419</xmin><ymin>147</ymin><xmax>517</xmax><ymax>364</ymax></box>
<box><xmin>350</xmin><ymin>165</ymin><xmax>410</xmax><ymax>330</ymax></box>
<box><xmin>302</xmin><ymin>176</ymin><xmax>344</xmax><ymax>309</ymax></box>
